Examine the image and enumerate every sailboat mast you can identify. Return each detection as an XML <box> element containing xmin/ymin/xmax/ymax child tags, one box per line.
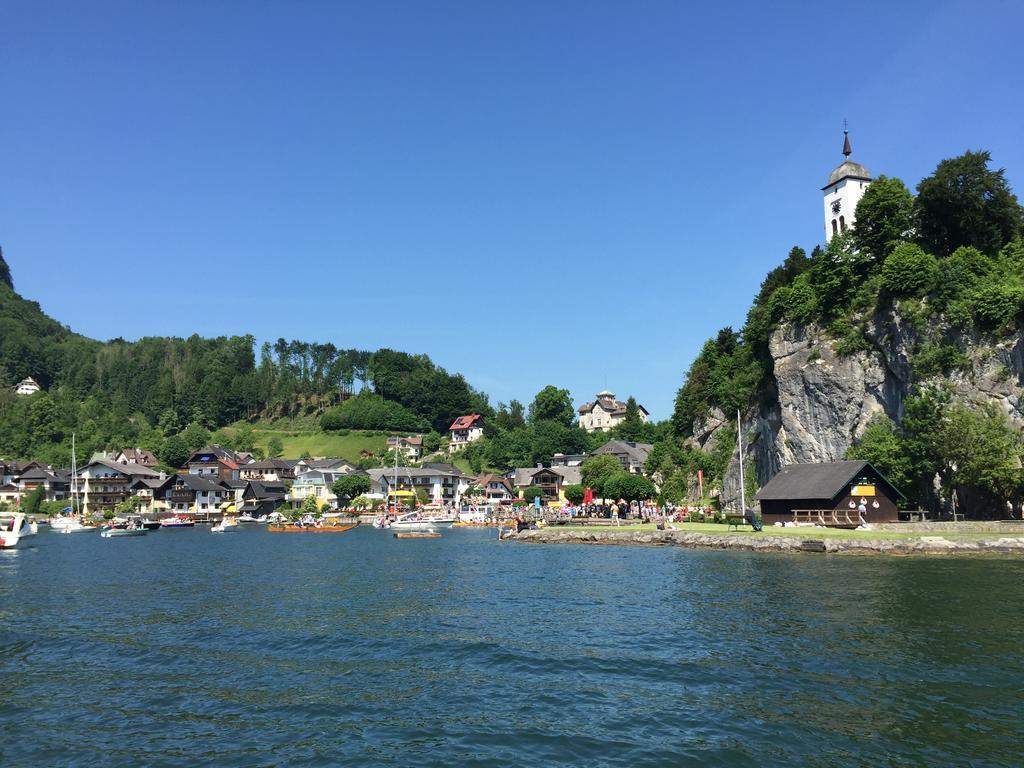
<box><xmin>71</xmin><ymin>432</ymin><xmax>79</xmax><ymax>515</ymax></box>
<box><xmin>736</xmin><ymin>410</ymin><xmax>746</xmax><ymax>515</ymax></box>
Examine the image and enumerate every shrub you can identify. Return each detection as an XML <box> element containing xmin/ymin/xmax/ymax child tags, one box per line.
<box><xmin>881</xmin><ymin>243</ymin><xmax>938</xmax><ymax>296</ymax></box>
<box><xmin>968</xmin><ymin>283</ymin><xmax>1024</xmax><ymax>332</ymax></box>
<box><xmin>914</xmin><ymin>343</ymin><xmax>971</xmax><ymax>379</ymax></box>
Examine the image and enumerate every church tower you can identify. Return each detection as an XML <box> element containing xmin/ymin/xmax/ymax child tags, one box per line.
<box><xmin>822</xmin><ymin>128</ymin><xmax>871</xmax><ymax>243</ymax></box>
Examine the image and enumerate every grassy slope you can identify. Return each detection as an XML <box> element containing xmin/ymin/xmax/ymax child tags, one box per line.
<box><xmin>222</xmin><ymin>424</ymin><xmax>388</xmax><ymax>461</ymax></box>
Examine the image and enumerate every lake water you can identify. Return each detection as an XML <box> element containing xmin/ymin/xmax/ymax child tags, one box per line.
<box><xmin>2</xmin><ymin>526</ymin><xmax>1022</xmax><ymax>767</ymax></box>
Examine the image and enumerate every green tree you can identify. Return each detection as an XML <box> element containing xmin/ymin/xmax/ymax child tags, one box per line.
<box><xmin>415</xmin><ymin>488</ymin><xmax>430</xmax><ymax>505</ymax></box>
<box><xmin>494</xmin><ymin>400</ymin><xmax>526</xmax><ymax>431</ymax></box>
<box><xmin>880</xmin><ymin>243</ymin><xmax>938</xmax><ymax>296</ymax></box>
<box><xmin>852</xmin><ymin>175</ymin><xmax>915</xmax><ymax>260</ymax></box>
<box><xmin>302</xmin><ymin>495</ymin><xmax>320</xmax><ymax>516</ymax></box>
<box><xmin>563</xmin><ymin>484</ymin><xmax>585</xmax><ymax>504</ymax></box>
<box><xmin>331</xmin><ymin>474</ymin><xmax>372</xmax><ymax>505</ymax></box>
<box><xmin>267</xmin><ymin>436</ymin><xmax>284</xmax><ymax>458</ymax></box>
<box><xmin>937</xmin><ymin>403</ymin><xmax>1024</xmax><ymax>511</ymax></box>
<box><xmin>22</xmin><ymin>487</ymin><xmax>44</xmax><ymax>516</ymax></box>
<box><xmin>528</xmin><ymin>386</ymin><xmax>576</xmax><ymax>428</ymax></box>
<box><xmin>0</xmin><ymin>246</ymin><xmax>12</xmax><ymax>290</ymax></box>
<box><xmin>580</xmin><ymin>455</ymin><xmax>622</xmax><ymax>499</ymax></box>
<box><xmin>180</xmin><ymin>421</ymin><xmax>210</xmax><ymax>451</ymax></box>
<box><xmin>158</xmin><ymin>433</ymin><xmax>190</xmax><ymax>468</ymax></box>
<box><xmin>603</xmin><ymin>472</ymin><xmax>656</xmax><ymax>504</ymax></box>
<box><xmin>915</xmin><ymin>150</ymin><xmax>1023</xmax><ymax>256</ymax></box>
<box><xmin>115</xmin><ymin>495</ymin><xmax>143</xmax><ymax>517</ymax></box>
<box><xmin>846</xmin><ymin>415</ymin><xmax>913</xmax><ymax>500</ymax></box>
<box><xmin>521</xmin><ymin>485</ymin><xmax>545</xmax><ymax>504</ymax></box>
<box><xmin>614</xmin><ymin>396</ymin><xmax>645</xmax><ymax>441</ymax></box>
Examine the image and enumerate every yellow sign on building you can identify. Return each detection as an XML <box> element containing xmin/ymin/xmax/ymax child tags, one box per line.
<box><xmin>851</xmin><ymin>484</ymin><xmax>876</xmax><ymax>497</ymax></box>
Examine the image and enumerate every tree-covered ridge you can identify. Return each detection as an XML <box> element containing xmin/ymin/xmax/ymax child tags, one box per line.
<box><xmin>0</xmin><ymin>263</ymin><xmax>491</xmax><ymax>466</ymax></box>
<box><xmin>663</xmin><ymin>149</ymin><xmax>1024</xmax><ymax>511</ymax></box>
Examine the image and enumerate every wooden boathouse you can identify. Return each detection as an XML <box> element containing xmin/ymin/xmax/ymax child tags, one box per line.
<box><xmin>755</xmin><ymin>460</ymin><xmax>904</xmax><ymax>526</ymax></box>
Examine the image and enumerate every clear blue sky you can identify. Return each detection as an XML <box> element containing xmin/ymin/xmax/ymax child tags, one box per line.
<box><xmin>2</xmin><ymin>1</ymin><xmax>1022</xmax><ymax>419</ymax></box>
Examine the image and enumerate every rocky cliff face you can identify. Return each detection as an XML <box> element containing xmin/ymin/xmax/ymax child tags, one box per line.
<box><xmin>706</xmin><ymin>308</ymin><xmax>1024</xmax><ymax>510</ymax></box>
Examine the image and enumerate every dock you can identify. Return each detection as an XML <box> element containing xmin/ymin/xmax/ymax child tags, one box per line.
<box><xmin>393</xmin><ymin>532</ymin><xmax>442</xmax><ymax>539</ymax></box>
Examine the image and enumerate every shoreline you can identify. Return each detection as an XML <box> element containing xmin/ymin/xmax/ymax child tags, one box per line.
<box><xmin>506</xmin><ymin>527</ymin><xmax>1024</xmax><ymax>555</ymax></box>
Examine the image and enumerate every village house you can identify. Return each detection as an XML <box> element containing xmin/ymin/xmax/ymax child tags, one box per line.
<box><xmin>512</xmin><ymin>465</ymin><xmax>582</xmax><ymax>502</ymax></box>
<box><xmin>375</xmin><ymin>463</ymin><xmax>474</xmax><ymax>505</ymax></box>
<box><xmin>76</xmin><ymin>459</ymin><xmax>160</xmax><ymax>516</ymax></box>
<box><xmin>14</xmin><ymin>377</ymin><xmax>41</xmax><ymax>396</ymax></box>
<box><xmin>290</xmin><ymin>464</ymin><xmax>361</xmax><ymax>508</ymax></box>
<box><xmin>755</xmin><ymin>460</ymin><xmax>904</xmax><ymax>526</ymax></box>
<box><xmin>473</xmin><ymin>473</ymin><xmax>515</xmax><ymax>503</ymax></box>
<box><xmin>158</xmin><ymin>474</ymin><xmax>229</xmax><ymax>519</ymax></box>
<box><xmin>112</xmin><ymin>448</ymin><xmax>158</xmax><ymax>467</ymax></box>
<box><xmin>550</xmin><ymin>453</ymin><xmax>587</xmax><ymax>467</ymax></box>
<box><xmin>186</xmin><ymin>446</ymin><xmax>244</xmax><ymax>481</ymax></box>
<box><xmin>238</xmin><ymin>480</ymin><xmax>288</xmax><ymax>518</ymax></box>
<box><xmin>386</xmin><ymin>435</ymin><xmax>424</xmax><ymax>461</ymax></box>
<box><xmin>448</xmin><ymin>414</ymin><xmax>484</xmax><ymax>452</ymax></box>
<box><xmin>293</xmin><ymin>457</ymin><xmax>357</xmax><ymax>474</ymax></box>
<box><xmin>577</xmin><ymin>391</ymin><xmax>649</xmax><ymax>433</ymax></box>
<box><xmin>239</xmin><ymin>458</ymin><xmax>296</xmax><ymax>482</ymax></box>
<box><xmin>16</xmin><ymin>465</ymin><xmax>72</xmax><ymax>501</ymax></box>
<box><xmin>129</xmin><ymin>476</ymin><xmax>167</xmax><ymax>516</ymax></box>
<box><xmin>592</xmin><ymin>440</ymin><xmax>653</xmax><ymax>474</ymax></box>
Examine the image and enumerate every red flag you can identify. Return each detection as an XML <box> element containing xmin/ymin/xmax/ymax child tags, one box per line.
<box><xmin>583</xmin><ymin>487</ymin><xmax>594</xmax><ymax>504</ymax></box>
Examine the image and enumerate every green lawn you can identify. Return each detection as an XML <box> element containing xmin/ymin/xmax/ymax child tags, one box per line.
<box><xmin>220</xmin><ymin>426</ymin><xmax>388</xmax><ymax>462</ymax></box>
<box><xmin>552</xmin><ymin>522</ymin><xmax>1001</xmax><ymax>541</ymax></box>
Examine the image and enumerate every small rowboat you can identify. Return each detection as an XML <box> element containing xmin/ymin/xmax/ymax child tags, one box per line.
<box><xmin>267</xmin><ymin>523</ymin><xmax>359</xmax><ymax>533</ymax></box>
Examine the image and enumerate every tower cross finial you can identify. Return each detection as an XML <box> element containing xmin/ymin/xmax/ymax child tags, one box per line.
<box><xmin>842</xmin><ymin>121</ymin><xmax>852</xmax><ymax>158</ymax></box>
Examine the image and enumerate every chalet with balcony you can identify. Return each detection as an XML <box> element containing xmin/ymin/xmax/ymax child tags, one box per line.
<box><xmin>239</xmin><ymin>458</ymin><xmax>296</xmax><ymax>482</ymax></box>
<box><xmin>77</xmin><ymin>459</ymin><xmax>160</xmax><ymax>516</ymax></box>
<box><xmin>375</xmin><ymin>463</ymin><xmax>473</xmax><ymax>504</ymax></box>
<box><xmin>238</xmin><ymin>480</ymin><xmax>288</xmax><ymax>518</ymax></box>
<box><xmin>290</xmin><ymin>464</ymin><xmax>361</xmax><ymax>508</ymax></box>
<box><xmin>159</xmin><ymin>474</ymin><xmax>230</xmax><ymax>519</ymax></box>
<box><xmin>448</xmin><ymin>414</ymin><xmax>484</xmax><ymax>452</ymax></box>
<box><xmin>512</xmin><ymin>465</ymin><xmax>582</xmax><ymax>502</ymax></box>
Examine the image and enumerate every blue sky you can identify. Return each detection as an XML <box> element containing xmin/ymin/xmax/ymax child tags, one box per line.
<box><xmin>2</xmin><ymin>1</ymin><xmax>1022</xmax><ymax>419</ymax></box>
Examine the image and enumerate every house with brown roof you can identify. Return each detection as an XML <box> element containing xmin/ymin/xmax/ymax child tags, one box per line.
<box><xmin>185</xmin><ymin>446</ymin><xmax>243</xmax><ymax>480</ymax></box>
<box><xmin>578</xmin><ymin>391</ymin><xmax>649</xmax><ymax>433</ymax></box>
<box><xmin>239</xmin><ymin>458</ymin><xmax>296</xmax><ymax>482</ymax></box>
<box><xmin>112</xmin><ymin>448</ymin><xmax>158</xmax><ymax>467</ymax></box>
<box><xmin>448</xmin><ymin>414</ymin><xmax>484</xmax><ymax>452</ymax></box>
<box><xmin>755</xmin><ymin>460</ymin><xmax>904</xmax><ymax>525</ymax></box>
<box><xmin>473</xmin><ymin>473</ymin><xmax>514</xmax><ymax>502</ymax></box>
<box><xmin>387</xmin><ymin>435</ymin><xmax>424</xmax><ymax>460</ymax></box>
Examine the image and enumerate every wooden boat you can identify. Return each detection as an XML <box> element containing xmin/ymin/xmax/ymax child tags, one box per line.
<box><xmin>267</xmin><ymin>522</ymin><xmax>359</xmax><ymax>533</ymax></box>
<box><xmin>394</xmin><ymin>531</ymin><xmax>441</xmax><ymax>539</ymax></box>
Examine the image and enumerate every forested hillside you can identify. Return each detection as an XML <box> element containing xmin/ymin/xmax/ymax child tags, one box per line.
<box><xmin>0</xmin><ymin>250</ymin><xmax>489</xmax><ymax>466</ymax></box>
<box><xmin>654</xmin><ymin>150</ymin><xmax>1024</xmax><ymax>515</ymax></box>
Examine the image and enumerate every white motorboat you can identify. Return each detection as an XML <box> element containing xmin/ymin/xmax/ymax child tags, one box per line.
<box><xmin>49</xmin><ymin>516</ymin><xmax>93</xmax><ymax>533</ymax></box>
<box><xmin>1</xmin><ymin>513</ymin><xmax>37</xmax><ymax>548</ymax></box>
<box><xmin>390</xmin><ymin>511</ymin><xmax>440</xmax><ymax>531</ymax></box>
<box><xmin>211</xmin><ymin>517</ymin><xmax>239</xmax><ymax>533</ymax></box>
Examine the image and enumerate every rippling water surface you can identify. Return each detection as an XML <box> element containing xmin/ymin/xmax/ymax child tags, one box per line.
<box><xmin>2</xmin><ymin>527</ymin><xmax>1022</xmax><ymax>766</ymax></box>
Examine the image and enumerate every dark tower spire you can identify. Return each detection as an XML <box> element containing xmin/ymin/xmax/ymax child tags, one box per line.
<box><xmin>842</xmin><ymin>122</ymin><xmax>852</xmax><ymax>158</ymax></box>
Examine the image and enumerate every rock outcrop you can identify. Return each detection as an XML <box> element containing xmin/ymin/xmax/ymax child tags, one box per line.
<box><xmin>709</xmin><ymin>309</ymin><xmax>1024</xmax><ymax>511</ymax></box>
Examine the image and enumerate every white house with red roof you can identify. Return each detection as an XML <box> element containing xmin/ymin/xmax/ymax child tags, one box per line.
<box><xmin>448</xmin><ymin>414</ymin><xmax>484</xmax><ymax>452</ymax></box>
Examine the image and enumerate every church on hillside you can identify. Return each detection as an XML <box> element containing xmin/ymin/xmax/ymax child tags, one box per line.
<box><xmin>822</xmin><ymin>129</ymin><xmax>872</xmax><ymax>242</ymax></box>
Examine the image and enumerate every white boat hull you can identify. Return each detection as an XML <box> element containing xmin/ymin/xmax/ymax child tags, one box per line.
<box><xmin>1</xmin><ymin>513</ymin><xmax>36</xmax><ymax>548</ymax></box>
<box><xmin>50</xmin><ymin>517</ymin><xmax>92</xmax><ymax>533</ymax></box>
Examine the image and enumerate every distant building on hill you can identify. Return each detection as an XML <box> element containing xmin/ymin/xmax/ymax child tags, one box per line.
<box><xmin>387</xmin><ymin>435</ymin><xmax>424</xmax><ymax>460</ymax></box>
<box><xmin>448</xmin><ymin>415</ymin><xmax>484</xmax><ymax>452</ymax></box>
<box><xmin>14</xmin><ymin>377</ymin><xmax>41</xmax><ymax>396</ymax></box>
<box><xmin>578</xmin><ymin>391</ymin><xmax>648</xmax><ymax>433</ymax></box>
<box><xmin>112</xmin><ymin>448</ymin><xmax>158</xmax><ymax>467</ymax></box>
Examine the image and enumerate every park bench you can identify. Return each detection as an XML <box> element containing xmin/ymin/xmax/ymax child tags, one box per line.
<box><xmin>726</xmin><ymin>514</ymin><xmax>752</xmax><ymax>531</ymax></box>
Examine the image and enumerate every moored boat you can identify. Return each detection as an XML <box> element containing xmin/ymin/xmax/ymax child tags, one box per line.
<box><xmin>160</xmin><ymin>515</ymin><xmax>195</xmax><ymax>528</ymax></box>
<box><xmin>101</xmin><ymin>522</ymin><xmax>147</xmax><ymax>538</ymax></box>
<box><xmin>267</xmin><ymin>520</ymin><xmax>360</xmax><ymax>533</ymax></box>
<box><xmin>211</xmin><ymin>516</ymin><xmax>239</xmax><ymax>533</ymax></box>
<box><xmin>0</xmin><ymin>513</ymin><xmax>36</xmax><ymax>548</ymax></box>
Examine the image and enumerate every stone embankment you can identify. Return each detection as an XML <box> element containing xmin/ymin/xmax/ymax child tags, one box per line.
<box><xmin>507</xmin><ymin>528</ymin><xmax>1024</xmax><ymax>555</ymax></box>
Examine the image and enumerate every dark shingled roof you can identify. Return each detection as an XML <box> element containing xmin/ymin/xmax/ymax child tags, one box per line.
<box><xmin>756</xmin><ymin>460</ymin><xmax>904</xmax><ymax>501</ymax></box>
